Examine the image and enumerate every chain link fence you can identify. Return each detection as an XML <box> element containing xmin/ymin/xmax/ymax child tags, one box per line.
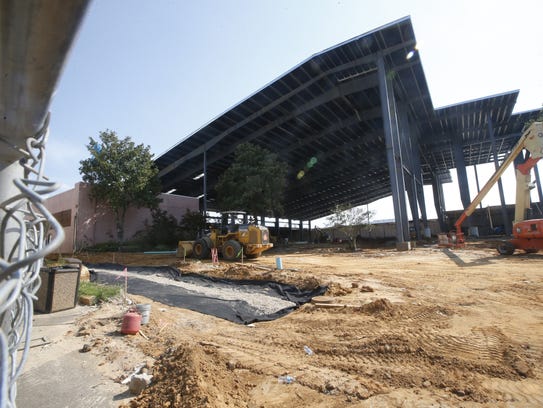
<box><xmin>0</xmin><ymin>119</ymin><xmax>64</xmax><ymax>408</ymax></box>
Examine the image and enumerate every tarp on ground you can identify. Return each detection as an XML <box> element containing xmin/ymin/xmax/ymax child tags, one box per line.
<box><xmin>86</xmin><ymin>263</ymin><xmax>327</xmax><ymax>324</ymax></box>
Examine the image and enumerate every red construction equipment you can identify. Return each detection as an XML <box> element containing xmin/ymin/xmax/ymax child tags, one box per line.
<box><xmin>448</xmin><ymin>121</ymin><xmax>543</xmax><ymax>254</ymax></box>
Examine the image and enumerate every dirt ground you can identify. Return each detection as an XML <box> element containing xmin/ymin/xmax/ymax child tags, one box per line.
<box><xmin>68</xmin><ymin>242</ymin><xmax>543</xmax><ymax>407</ymax></box>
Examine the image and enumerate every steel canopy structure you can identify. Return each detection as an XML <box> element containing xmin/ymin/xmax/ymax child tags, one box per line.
<box><xmin>156</xmin><ymin>16</ymin><xmax>541</xmax><ymax>242</ymax></box>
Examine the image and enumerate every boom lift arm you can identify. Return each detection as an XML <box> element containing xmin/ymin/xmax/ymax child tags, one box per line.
<box><xmin>452</xmin><ymin>121</ymin><xmax>543</xmax><ymax>245</ymax></box>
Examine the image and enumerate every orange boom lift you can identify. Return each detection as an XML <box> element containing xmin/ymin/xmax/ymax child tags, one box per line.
<box><xmin>450</xmin><ymin>121</ymin><xmax>543</xmax><ymax>255</ymax></box>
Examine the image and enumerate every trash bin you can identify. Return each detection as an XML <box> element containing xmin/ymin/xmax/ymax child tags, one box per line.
<box><xmin>33</xmin><ymin>266</ymin><xmax>81</xmax><ymax>313</ymax></box>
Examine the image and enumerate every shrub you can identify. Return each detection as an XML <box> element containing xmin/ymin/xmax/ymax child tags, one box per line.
<box><xmin>78</xmin><ymin>281</ymin><xmax>121</xmax><ymax>302</ymax></box>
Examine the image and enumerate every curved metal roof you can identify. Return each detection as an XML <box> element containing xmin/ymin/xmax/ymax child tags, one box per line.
<box><xmin>156</xmin><ymin>16</ymin><xmax>540</xmax><ymax>221</ymax></box>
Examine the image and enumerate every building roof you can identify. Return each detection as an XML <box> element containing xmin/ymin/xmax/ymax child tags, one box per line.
<box><xmin>156</xmin><ymin>16</ymin><xmax>540</xmax><ymax>221</ymax></box>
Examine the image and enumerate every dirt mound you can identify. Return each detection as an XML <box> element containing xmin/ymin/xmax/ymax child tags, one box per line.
<box><xmin>58</xmin><ymin>248</ymin><xmax>543</xmax><ymax>406</ymax></box>
<box><xmin>325</xmin><ymin>282</ymin><xmax>352</xmax><ymax>296</ymax></box>
<box><xmin>124</xmin><ymin>342</ymin><xmax>249</xmax><ymax>408</ymax></box>
<box><xmin>359</xmin><ymin>298</ymin><xmax>394</xmax><ymax>314</ymax></box>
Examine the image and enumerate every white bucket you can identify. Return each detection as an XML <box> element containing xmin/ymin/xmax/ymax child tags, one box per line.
<box><xmin>437</xmin><ymin>233</ymin><xmax>449</xmax><ymax>246</ymax></box>
<box><xmin>136</xmin><ymin>304</ymin><xmax>151</xmax><ymax>325</ymax></box>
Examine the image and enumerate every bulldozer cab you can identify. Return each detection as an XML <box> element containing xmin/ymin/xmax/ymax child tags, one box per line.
<box><xmin>219</xmin><ymin>211</ymin><xmax>250</xmax><ymax>234</ymax></box>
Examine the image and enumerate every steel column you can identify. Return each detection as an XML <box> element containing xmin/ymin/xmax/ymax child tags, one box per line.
<box><xmin>453</xmin><ymin>140</ymin><xmax>471</xmax><ymax>210</ymax></box>
<box><xmin>474</xmin><ymin>165</ymin><xmax>483</xmax><ymax>209</ymax></box>
<box><xmin>409</xmin><ymin>123</ymin><xmax>429</xmax><ymax>236</ymax></box>
<box><xmin>399</xmin><ymin>108</ymin><xmax>420</xmax><ymax>239</ymax></box>
<box><xmin>288</xmin><ymin>219</ymin><xmax>292</xmax><ymax>242</ymax></box>
<box><xmin>488</xmin><ymin>116</ymin><xmax>511</xmax><ymax>235</ymax></box>
<box><xmin>432</xmin><ymin>174</ymin><xmax>448</xmax><ymax>231</ymax></box>
<box><xmin>377</xmin><ymin>56</ymin><xmax>409</xmax><ymax>243</ymax></box>
<box><xmin>413</xmin><ymin>140</ymin><xmax>429</xmax><ymax>236</ymax></box>
<box><xmin>203</xmin><ymin>149</ymin><xmax>207</xmax><ymax>218</ymax></box>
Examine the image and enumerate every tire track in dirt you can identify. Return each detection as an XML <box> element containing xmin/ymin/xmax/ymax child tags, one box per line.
<box><xmin>272</xmin><ymin>302</ymin><xmax>534</xmax><ymax>400</ymax></box>
<box><xmin>81</xmin><ymin>248</ymin><xmax>543</xmax><ymax>407</ymax></box>
<box><xmin>198</xmin><ymin>329</ymin><xmax>385</xmax><ymax>399</ymax></box>
<box><xmin>482</xmin><ymin>378</ymin><xmax>543</xmax><ymax>406</ymax></box>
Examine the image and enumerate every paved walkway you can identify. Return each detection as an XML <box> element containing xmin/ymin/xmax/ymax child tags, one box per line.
<box><xmin>16</xmin><ymin>306</ymin><xmax>130</xmax><ymax>408</ymax></box>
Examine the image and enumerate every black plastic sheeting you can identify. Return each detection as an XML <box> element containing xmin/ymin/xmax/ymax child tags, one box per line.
<box><xmin>86</xmin><ymin>263</ymin><xmax>327</xmax><ymax>325</ymax></box>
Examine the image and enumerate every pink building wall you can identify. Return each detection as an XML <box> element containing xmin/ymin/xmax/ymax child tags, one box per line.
<box><xmin>45</xmin><ymin>182</ymin><xmax>199</xmax><ymax>253</ymax></box>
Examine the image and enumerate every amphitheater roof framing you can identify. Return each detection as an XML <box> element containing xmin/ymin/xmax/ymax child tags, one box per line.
<box><xmin>155</xmin><ymin>16</ymin><xmax>541</xmax><ymax>221</ymax></box>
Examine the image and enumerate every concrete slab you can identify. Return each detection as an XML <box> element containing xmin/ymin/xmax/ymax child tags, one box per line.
<box><xmin>16</xmin><ymin>306</ymin><xmax>131</xmax><ymax>408</ymax></box>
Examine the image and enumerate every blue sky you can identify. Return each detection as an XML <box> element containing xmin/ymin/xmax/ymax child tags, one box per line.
<box><xmin>46</xmin><ymin>0</ymin><xmax>543</xmax><ymax>221</ymax></box>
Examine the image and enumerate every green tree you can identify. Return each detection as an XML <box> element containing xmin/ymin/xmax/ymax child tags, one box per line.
<box><xmin>143</xmin><ymin>208</ymin><xmax>180</xmax><ymax>249</ymax></box>
<box><xmin>215</xmin><ymin>143</ymin><xmax>287</xmax><ymax>221</ymax></box>
<box><xmin>327</xmin><ymin>203</ymin><xmax>374</xmax><ymax>250</ymax></box>
<box><xmin>178</xmin><ymin>209</ymin><xmax>206</xmax><ymax>240</ymax></box>
<box><xmin>79</xmin><ymin>130</ymin><xmax>161</xmax><ymax>243</ymax></box>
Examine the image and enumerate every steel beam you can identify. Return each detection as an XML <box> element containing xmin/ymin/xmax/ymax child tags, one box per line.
<box><xmin>160</xmin><ymin>74</ymin><xmax>382</xmax><ymax>188</ymax></box>
<box><xmin>399</xmin><ymin>107</ymin><xmax>420</xmax><ymax>239</ymax></box>
<box><xmin>411</xmin><ymin>126</ymin><xmax>429</xmax><ymax>234</ymax></box>
<box><xmin>157</xmin><ymin>39</ymin><xmax>416</xmax><ymax>179</ymax></box>
<box><xmin>203</xmin><ymin>148</ymin><xmax>207</xmax><ymax>216</ymax></box>
<box><xmin>453</xmin><ymin>140</ymin><xmax>471</xmax><ymax>210</ymax></box>
<box><xmin>432</xmin><ymin>174</ymin><xmax>448</xmax><ymax>232</ymax></box>
<box><xmin>488</xmin><ymin>116</ymin><xmax>511</xmax><ymax>235</ymax></box>
<box><xmin>377</xmin><ymin>55</ymin><xmax>409</xmax><ymax>243</ymax></box>
<box><xmin>474</xmin><ymin>164</ymin><xmax>483</xmax><ymax>209</ymax></box>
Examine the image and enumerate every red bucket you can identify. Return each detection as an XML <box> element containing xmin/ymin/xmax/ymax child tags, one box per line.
<box><xmin>121</xmin><ymin>310</ymin><xmax>141</xmax><ymax>335</ymax></box>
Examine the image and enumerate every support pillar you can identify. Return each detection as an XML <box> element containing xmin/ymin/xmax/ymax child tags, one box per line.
<box><xmin>399</xmin><ymin>107</ymin><xmax>420</xmax><ymax>239</ymax></box>
<box><xmin>413</xmin><ymin>143</ymin><xmax>430</xmax><ymax>238</ymax></box>
<box><xmin>288</xmin><ymin>219</ymin><xmax>292</xmax><ymax>243</ymax></box>
<box><xmin>453</xmin><ymin>141</ymin><xmax>471</xmax><ymax>210</ymax></box>
<box><xmin>474</xmin><ymin>164</ymin><xmax>483</xmax><ymax>209</ymax></box>
<box><xmin>202</xmin><ymin>149</ymin><xmax>207</xmax><ymax>218</ymax></box>
<box><xmin>453</xmin><ymin>139</ymin><xmax>478</xmax><ymax>235</ymax></box>
<box><xmin>488</xmin><ymin>117</ymin><xmax>511</xmax><ymax>235</ymax></box>
<box><xmin>432</xmin><ymin>174</ymin><xmax>448</xmax><ymax>232</ymax></box>
<box><xmin>406</xmin><ymin>184</ymin><xmax>418</xmax><ymax>239</ymax></box>
<box><xmin>378</xmin><ymin>55</ymin><xmax>409</xmax><ymax>245</ymax></box>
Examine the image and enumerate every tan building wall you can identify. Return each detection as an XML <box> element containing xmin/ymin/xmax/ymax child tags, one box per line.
<box><xmin>45</xmin><ymin>182</ymin><xmax>199</xmax><ymax>253</ymax></box>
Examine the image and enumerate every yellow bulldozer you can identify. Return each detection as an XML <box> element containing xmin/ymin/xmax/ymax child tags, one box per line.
<box><xmin>190</xmin><ymin>211</ymin><xmax>273</xmax><ymax>260</ymax></box>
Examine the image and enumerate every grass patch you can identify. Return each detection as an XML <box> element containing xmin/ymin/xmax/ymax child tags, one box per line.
<box><xmin>78</xmin><ymin>281</ymin><xmax>121</xmax><ymax>303</ymax></box>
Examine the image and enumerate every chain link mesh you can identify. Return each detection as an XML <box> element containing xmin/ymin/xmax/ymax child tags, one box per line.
<box><xmin>0</xmin><ymin>118</ymin><xmax>65</xmax><ymax>408</ymax></box>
